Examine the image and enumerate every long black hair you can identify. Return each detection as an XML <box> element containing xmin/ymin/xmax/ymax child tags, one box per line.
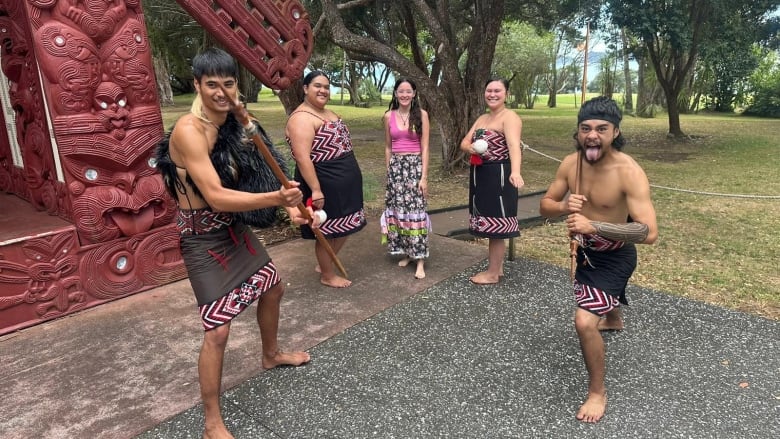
<box><xmin>387</xmin><ymin>78</ymin><xmax>423</xmax><ymax>135</ymax></box>
<box><xmin>303</xmin><ymin>70</ymin><xmax>329</xmax><ymax>86</ymax></box>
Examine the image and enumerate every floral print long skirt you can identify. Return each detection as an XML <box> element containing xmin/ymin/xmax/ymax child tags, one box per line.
<box><xmin>380</xmin><ymin>154</ymin><xmax>430</xmax><ymax>259</ymax></box>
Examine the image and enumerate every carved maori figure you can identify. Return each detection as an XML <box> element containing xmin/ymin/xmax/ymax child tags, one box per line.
<box><xmin>174</xmin><ymin>0</ymin><xmax>313</xmax><ymax>90</ymax></box>
<box><xmin>30</xmin><ymin>0</ymin><xmax>173</xmax><ymax>243</ymax></box>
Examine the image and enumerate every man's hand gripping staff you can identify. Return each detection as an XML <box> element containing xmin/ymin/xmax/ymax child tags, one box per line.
<box><xmin>221</xmin><ymin>86</ymin><xmax>349</xmax><ymax>278</ymax></box>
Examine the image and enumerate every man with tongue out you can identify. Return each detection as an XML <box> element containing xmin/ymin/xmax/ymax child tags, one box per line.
<box><xmin>540</xmin><ymin>96</ymin><xmax>658</xmax><ymax>424</ymax></box>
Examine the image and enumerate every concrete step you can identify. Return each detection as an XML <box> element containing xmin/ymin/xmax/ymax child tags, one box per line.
<box><xmin>428</xmin><ymin>190</ymin><xmax>547</xmax><ymax>238</ymax></box>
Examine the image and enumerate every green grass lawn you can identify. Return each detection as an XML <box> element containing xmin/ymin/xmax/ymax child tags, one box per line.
<box><xmin>161</xmin><ymin>92</ymin><xmax>780</xmax><ymax>320</ymax></box>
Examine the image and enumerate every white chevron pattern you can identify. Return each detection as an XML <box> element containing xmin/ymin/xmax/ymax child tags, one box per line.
<box><xmin>320</xmin><ymin>209</ymin><xmax>366</xmax><ymax>236</ymax></box>
<box><xmin>310</xmin><ymin>120</ymin><xmax>354</xmax><ymax>163</ymax></box>
<box><xmin>574</xmin><ymin>281</ymin><xmax>619</xmax><ymax>315</ymax></box>
<box><xmin>199</xmin><ymin>263</ymin><xmax>280</xmax><ymax>330</ymax></box>
<box><xmin>469</xmin><ymin>215</ymin><xmax>519</xmax><ymax>235</ymax></box>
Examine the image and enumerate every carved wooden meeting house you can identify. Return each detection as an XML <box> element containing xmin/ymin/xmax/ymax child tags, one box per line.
<box><xmin>0</xmin><ymin>0</ymin><xmax>312</xmax><ymax>335</ymax></box>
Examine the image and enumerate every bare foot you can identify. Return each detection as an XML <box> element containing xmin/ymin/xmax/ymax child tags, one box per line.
<box><xmin>321</xmin><ymin>274</ymin><xmax>352</xmax><ymax>288</ymax></box>
<box><xmin>597</xmin><ymin>318</ymin><xmax>624</xmax><ymax>331</ymax></box>
<box><xmin>576</xmin><ymin>392</ymin><xmax>607</xmax><ymax>423</ymax></box>
<box><xmin>469</xmin><ymin>271</ymin><xmax>499</xmax><ymax>285</ymax></box>
<box><xmin>314</xmin><ymin>265</ymin><xmax>321</xmax><ymax>273</ymax></box>
<box><xmin>398</xmin><ymin>257</ymin><xmax>412</xmax><ymax>267</ymax></box>
<box><xmin>203</xmin><ymin>422</ymin><xmax>234</xmax><ymax>439</ymax></box>
<box><xmin>262</xmin><ymin>350</ymin><xmax>311</xmax><ymax>370</ymax></box>
<box><xmin>415</xmin><ymin>261</ymin><xmax>426</xmax><ymax>279</ymax></box>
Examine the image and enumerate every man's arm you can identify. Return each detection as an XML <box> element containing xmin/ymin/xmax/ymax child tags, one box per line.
<box><xmin>540</xmin><ymin>154</ymin><xmax>575</xmax><ymax>218</ymax></box>
<box><xmin>620</xmin><ymin>162</ymin><xmax>658</xmax><ymax>244</ymax></box>
<box><xmin>589</xmin><ymin>221</ymin><xmax>649</xmax><ymax>243</ymax></box>
<box><xmin>171</xmin><ymin>119</ymin><xmax>299</xmax><ymax>212</ymax></box>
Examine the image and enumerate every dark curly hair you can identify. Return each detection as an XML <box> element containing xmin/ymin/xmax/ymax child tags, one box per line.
<box><xmin>574</xmin><ymin>96</ymin><xmax>626</xmax><ymax>150</ymax></box>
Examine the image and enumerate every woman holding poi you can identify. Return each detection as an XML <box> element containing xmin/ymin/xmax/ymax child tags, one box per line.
<box><xmin>459</xmin><ymin>77</ymin><xmax>525</xmax><ymax>284</ymax></box>
<box><xmin>285</xmin><ymin>71</ymin><xmax>367</xmax><ymax>288</ymax></box>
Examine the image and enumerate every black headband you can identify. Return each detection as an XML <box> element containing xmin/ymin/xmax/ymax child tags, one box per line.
<box><xmin>577</xmin><ymin>110</ymin><xmax>621</xmax><ymax>128</ymax></box>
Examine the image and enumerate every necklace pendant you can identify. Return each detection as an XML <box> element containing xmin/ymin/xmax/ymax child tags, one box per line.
<box><xmin>398</xmin><ymin>110</ymin><xmax>410</xmax><ymax>125</ymax></box>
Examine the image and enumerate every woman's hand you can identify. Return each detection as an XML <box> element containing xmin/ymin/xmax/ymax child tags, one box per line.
<box><xmin>418</xmin><ymin>178</ymin><xmax>428</xmax><ymax>198</ymax></box>
<box><xmin>311</xmin><ymin>189</ymin><xmax>325</xmax><ymax>210</ymax></box>
<box><xmin>509</xmin><ymin>173</ymin><xmax>524</xmax><ymax>189</ymax></box>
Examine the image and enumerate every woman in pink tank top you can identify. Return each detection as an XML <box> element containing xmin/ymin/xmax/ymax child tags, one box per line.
<box><xmin>380</xmin><ymin>79</ymin><xmax>431</xmax><ymax>279</ymax></box>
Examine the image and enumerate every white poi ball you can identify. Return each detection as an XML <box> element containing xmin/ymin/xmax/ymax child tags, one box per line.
<box><xmin>314</xmin><ymin>209</ymin><xmax>327</xmax><ymax>224</ymax></box>
<box><xmin>472</xmin><ymin>138</ymin><xmax>488</xmax><ymax>154</ymax></box>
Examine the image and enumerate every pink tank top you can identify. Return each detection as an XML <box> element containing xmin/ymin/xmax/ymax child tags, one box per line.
<box><xmin>389</xmin><ymin>111</ymin><xmax>421</xmax><ymax>154</ymax></box>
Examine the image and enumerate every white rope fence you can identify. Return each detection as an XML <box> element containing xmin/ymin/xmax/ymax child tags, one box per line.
<box><xmin>522</xmin><ymin>142</ymin><xmax>780</xmax><ymax>200</ymax></box>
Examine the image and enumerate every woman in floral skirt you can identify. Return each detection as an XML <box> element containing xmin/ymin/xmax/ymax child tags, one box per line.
<box><xmin>380</xmin><ymin>78</ymin><xmax>431</xmax><ymax>279</ymax></box>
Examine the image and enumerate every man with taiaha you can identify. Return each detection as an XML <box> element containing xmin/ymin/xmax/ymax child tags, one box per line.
<box><xmin>540</xmin><ymin>96</ymin><xmax>658</xmax><ymax>423</ymax></box>
<box><xmin>155</xmin><ymin>48</ymin><xmax>315</xmax><ymax>439</ymax></box>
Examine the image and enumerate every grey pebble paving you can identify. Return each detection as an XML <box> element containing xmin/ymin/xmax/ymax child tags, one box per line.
<box><xmin>140</xmin><ymin>258</ymin><xmax>779</xmax><ymax>439</ymax></box>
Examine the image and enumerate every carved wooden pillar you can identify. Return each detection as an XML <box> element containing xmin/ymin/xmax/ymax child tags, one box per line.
<box><xmin>0</xmin><ymin>0</ymin><xmax>184</xmax><ymax>335</ymax></box>
<box><xmin>0</xmin><ymin>0</ymin><xmax>313</xmax><ymax>334</ymax></box>
<box><xmin>27</xmin><ymin>0</ymin><xmax>176</xmax><ymax>243</ymax></box>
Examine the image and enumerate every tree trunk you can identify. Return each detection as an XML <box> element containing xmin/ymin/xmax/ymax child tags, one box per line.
<box><xmin>431</xmin><ymin>86</ymin><xmax>470</xmax><ymax>172</ymax></box>
<box><xmin>547</xmin><ymin>82</ymin><xmax>558</xmax><ymax>107</ymax></box>
<box><xmin>346</xmin><ymin>62</ymin><xmax>361</xmax><ymax>105</ymax></box>
<box><xmin>238</xmin><ymin>66</ymin><xmax>262</xmax><ymax>103</ymax></box>
<box><xmin>376</xmin><ymin>66</ymin><xmax>392</xmax><ymax>106</ymax></box>
<box><xmin>547</xmin><ymin>63</ymin><xmax>558</xmax><ymax>108</ymax></box>
<box><xmin>664</xmin><ymin>88</ymin><xmax>685</xmax><ymax>137</ymax></box>
<box><xmin>685</xmin><ymin>71</ymin><xmax>699</xmax><ymax>113</ymax></box>
<box><xmin>621</xmin><ymin>28</ymin><xmax>633</xmax><ymax>112</ymax></box>
<box><xmin>691</xmin><ymin>91</ymin><xmax>703</xmax><ymax>113</ymax></box>
<box><xmin>277</xmin><ymin>78</ymin><xmax>304</xmax><ymax>115</ymax></box>
<box><xmin>636</xmin><ymin>53</ymin><xmax>651</xmax><ymax>117</ymax></box>
<box><xmin>434</xmin><ymin>97</ymin><xmax>475</xmax><ymax>170</ymax></box>
<box><xmin>153</xmin><ymin>55</ymin><xmax>175</xmax><ymax>107</ymax></box>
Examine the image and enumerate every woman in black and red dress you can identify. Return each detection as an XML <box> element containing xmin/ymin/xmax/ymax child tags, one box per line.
<box><xmin>285</xmin><ymin>71</ymin><xmax>366</xmax><ymax>288</ymax></box>
<box><xmin>459</xmin><ymin>78</ymin><xmax>525</xmax><ymax>284</ymax></box>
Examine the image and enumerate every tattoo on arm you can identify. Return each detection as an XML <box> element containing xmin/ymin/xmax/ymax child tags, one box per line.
<box><xmin>591</xmin><ymin>221</ymin><xmax>649</xmax><ymax>243</ymax></box>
